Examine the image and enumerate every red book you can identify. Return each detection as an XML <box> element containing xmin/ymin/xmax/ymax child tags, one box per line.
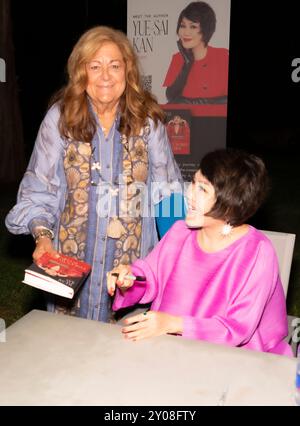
<box><xmin>164</xmin><ymin>108</ymin><xmax>191</xmax><ymax>155</ymax></box>
<box><xmin>23</xmin><ymin>252</ymin><xmax>91</xmax><ymax>299</ymax></box>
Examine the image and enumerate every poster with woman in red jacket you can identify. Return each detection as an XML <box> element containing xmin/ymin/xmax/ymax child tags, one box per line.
<box><xmin>163</xmin><ymin>1</ymin><xmax>229</xmax><ymax>118</ymax></box>
<box><xmin>128</xmin><ymin>0</ymin><xmax>230</xmax><ymax>178</ymax></box>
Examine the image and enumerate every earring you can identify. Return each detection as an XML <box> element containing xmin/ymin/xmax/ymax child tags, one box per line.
<box><xmin>221</xmin><ymin>223</ymin><xmax>233</xmax><ymax>237</ymax></box>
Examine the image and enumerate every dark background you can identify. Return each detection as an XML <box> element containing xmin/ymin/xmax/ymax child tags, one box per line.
<box><xmin>10</xmin><ymin>0</ymin><xmax>128</xmax><ymax>156</ymax></box>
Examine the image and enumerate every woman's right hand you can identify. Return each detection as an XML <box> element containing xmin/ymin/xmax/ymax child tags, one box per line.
<box><xmin>106</xmin><ymin>264</ymin><xmax>134</xmax><ymax>297</ymax></box>
<box><xmin>32</xmin><ymin>237</ymin><xmax>58</xmax><ymax>263</ymax></box>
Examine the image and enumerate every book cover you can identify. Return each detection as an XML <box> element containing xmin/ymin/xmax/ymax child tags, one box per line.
<box><xmin>164</xmin><ymin>108</ymin><xmax>191</xmax><ymax>155</ymax></box>
<box><xmin>128</xmin><ymin>0</ymin><xmax>229</xmax><ymax>180</ymax></box>
<box><xmin>23</xmin><ymin>252</ymin><xmax>91</xmax><ymax>299</ymax></box>
<box><xmin>127</xmin><ymin>0</ymin><xmax>231</xmax><ymax>111</ymax></box>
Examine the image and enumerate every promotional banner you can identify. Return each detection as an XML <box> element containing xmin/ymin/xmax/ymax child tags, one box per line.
<box><xmin>128</xmin><ymin>0</ymin><xmax>231</xmax><ymax>180</ymax></box>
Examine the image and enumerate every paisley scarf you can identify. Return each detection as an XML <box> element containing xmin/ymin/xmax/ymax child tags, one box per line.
<box><xmin>55</xmin><ymin>124</ymin><xmax>150</xmax><ymax>314</ymax></box>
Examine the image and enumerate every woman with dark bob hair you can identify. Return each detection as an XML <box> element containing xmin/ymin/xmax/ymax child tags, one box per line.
<box><xmin>163</xmin><ymin>1</ymin><xmax>229</xmax><ymax>105</ymax></box>
<box><xmin>107</xmin><ymin>149</ymin><xmax>292</xmax><ymax>356</ymax></box>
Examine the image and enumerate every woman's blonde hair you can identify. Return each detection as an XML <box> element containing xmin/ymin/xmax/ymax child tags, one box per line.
<box><xmin>51</xmin><ymin>26</ymin><xmax>164</xmax><ymax>142</ymax></box>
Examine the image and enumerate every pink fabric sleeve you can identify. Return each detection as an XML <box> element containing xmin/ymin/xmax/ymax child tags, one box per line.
<box><xmin>112</xmin><ymin>229</ymin><xmax>170</xmax><ymax>311</ymax></box>
<box><xmin>112</xmin><ymin>259</ymin><xmax>158</xmax><ymax>311</ymax></box>
<box><xmin>182</xmin><ymin>242</ymin><xmax>286</xmax><ymax>349</ymax></box>
<box><xmin>112</xmin><ymin>221</ymin><xmax>187</xmax><ymax>311</ymax></box>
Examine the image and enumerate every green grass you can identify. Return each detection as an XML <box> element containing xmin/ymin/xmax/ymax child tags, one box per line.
<box><xmin>0</xmin><ymin>185</ymin><xmax>46</xmax><ymax>326</ymax></box>
<box><xmin>0</xmin><ymin>149</ymin><xmax>300</xmax><ymax>326</ymax></box>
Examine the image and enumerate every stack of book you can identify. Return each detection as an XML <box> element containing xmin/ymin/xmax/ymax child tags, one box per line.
<box><xmin>23</xmin><ymin>252</ymin><xmax>91</xmax><ymax>299</ymax></box>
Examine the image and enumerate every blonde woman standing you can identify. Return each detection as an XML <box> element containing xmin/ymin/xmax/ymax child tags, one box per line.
<box><xmin>6</xmin><ymin>26</ymin><xmax>183</xmax><ymax>322</ymax></box>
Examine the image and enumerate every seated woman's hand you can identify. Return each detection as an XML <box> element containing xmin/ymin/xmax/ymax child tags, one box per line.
<box><xmin>121</xmin><ymin>311</ymin><xmax>183</xmax><ymax>341</ymax></box>
<box><xmin>106</xmin><ymin>264</ymin><xmax>134</xmax><ymax>297</ymax></box>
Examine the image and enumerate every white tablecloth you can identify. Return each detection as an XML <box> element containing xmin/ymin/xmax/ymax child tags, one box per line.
<box><xmin>0</xmin><ymin>310</ymin><xmax>297</xmax><ymax>406</ymax></box>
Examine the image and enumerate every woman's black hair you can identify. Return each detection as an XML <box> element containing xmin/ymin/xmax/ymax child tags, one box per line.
<box><xmin>199</xmin><ymin>149</ymin><xmax>270</xmax><ymax>226</ymax></box>
<box><xmin>176</xmin><ymin>1</ymin><xmax>216</xmax><ymax>46</ymax></box>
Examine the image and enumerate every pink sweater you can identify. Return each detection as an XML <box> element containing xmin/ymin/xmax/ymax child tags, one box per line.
<box><xmin>113</xmin><ymin>221</ymin><xmax>292</xmax><ymax>356</ymax></box>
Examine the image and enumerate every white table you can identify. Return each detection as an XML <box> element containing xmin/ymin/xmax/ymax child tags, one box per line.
<box><xmin>0</xmin><ymin>310</ymin><xmax>297</xmax><ymax>406</ymax></box>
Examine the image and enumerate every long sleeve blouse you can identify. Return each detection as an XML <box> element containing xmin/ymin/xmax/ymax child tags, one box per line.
<box><xmin>113</xmin><ymin>220</ymin><xmax>292</xmax><ymax>356</ymax></box>
<box><xmin>5</xmin><ymin>104</ymin><xmax>184</xmax><ymax>321</ymax></box>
